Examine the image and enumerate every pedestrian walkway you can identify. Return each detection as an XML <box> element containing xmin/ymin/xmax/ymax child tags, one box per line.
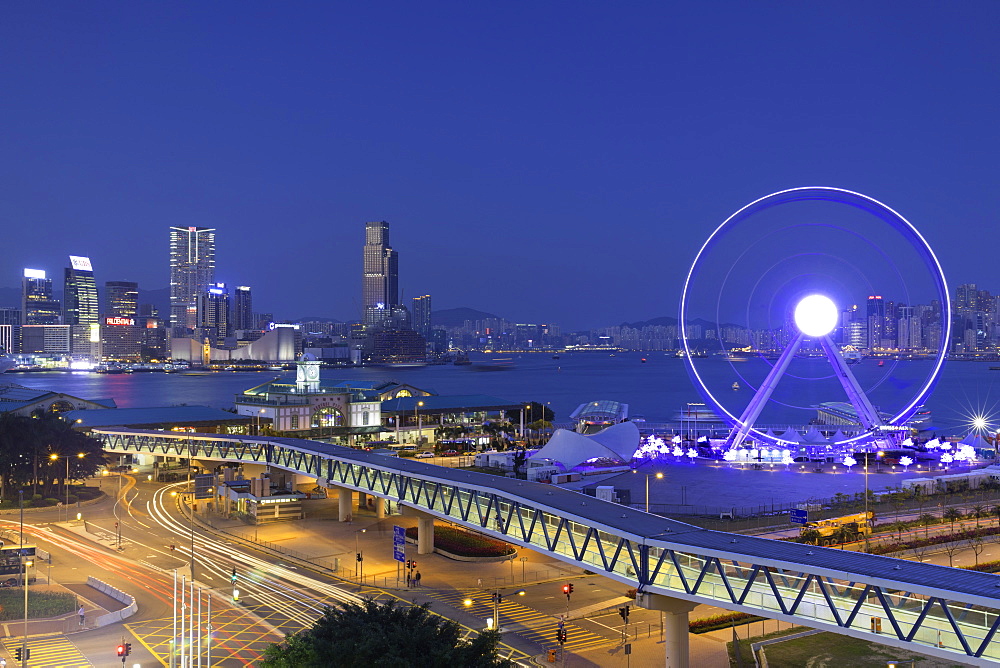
<box><xmin>1</xmin><ymin>636</ymin><xmax>91</xmax><ymax>668</ymax></box>
<box><xmin>429</xmin><ymin>588</ymin><xmax>609</xmax><ymax>653</ymax></box>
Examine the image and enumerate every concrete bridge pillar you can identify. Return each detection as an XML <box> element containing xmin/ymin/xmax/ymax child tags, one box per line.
<box><xmin>358</xmin><ymin>491</ymin><xmax>367</xmax><ymax>510</ymax></box>
<box><xmin>636</xmin><ymin>592</ymin><xmax>698</xmax><ymax>668</ymax></box>
<box><xmin>375</xmin><ymin>497</ymin><xmax>386</xmax><ymax>519</ymax></box>
<box><xmin>335</xmin><ymin>487</ymin><xmax>353</xmax><ymax>521</ymax></box>
<box><xmin>400</xmin><ymin>506</ymin><xmax>435</xmax><ymax>555</ymax></box>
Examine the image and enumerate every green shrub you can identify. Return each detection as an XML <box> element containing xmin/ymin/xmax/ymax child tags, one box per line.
<box><xmin>689</xmin><ymin>611</ymin><xmax>765</xmax><ymax>634</ymax></box>
<box><xmin>0</xmin><ymin>590</ymin><xmax>76</xmax><ymax>620</ymax></box>
<box><xmin>404</xmin><ymin>526</ymin><xmax>515</xmax><ymax>557</ymax></box>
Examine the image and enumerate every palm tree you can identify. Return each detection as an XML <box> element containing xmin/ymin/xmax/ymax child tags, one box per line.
<box><xmin>943</xmin><ymin>507</ymin><xmax>963</xmax><ymax>536</ymax></box>
<box><xmin>919</xmin><ymin>513</ymin><xmax>936</xmax><ymax>538</ymax></box>
<box><xmin>799</xmin><ymin>528</ymin><xmax>822</xmax><ymax>546</ymax></box>
<box><xmin>972</xmin><ymin>504</ymin><xmax>986</xmax><ymax>529</ymax></box>
<box><xmin>831</xmin><ymin>525</ymin><xmax>856</xmax><ymax>550</ymax></box>
<box><xmin>992</xmin><ymin>505</ymin><xmax>1000</xmax><ymax>529</ymax></box>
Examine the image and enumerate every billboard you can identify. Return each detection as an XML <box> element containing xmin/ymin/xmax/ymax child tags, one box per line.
<box><xmin>23</xmin><ymin>268</ymin><xmax>45</xmax><ymax>279</ymax></box>
<box><xmin>105</xmin><ymin>317</ymin><xmax>135</xmax><ymax>326</ymax></box>
<box><xmin>69</xmin><ymin>256</ymin><xmax>93</xmax><ymax>271</ymax></box>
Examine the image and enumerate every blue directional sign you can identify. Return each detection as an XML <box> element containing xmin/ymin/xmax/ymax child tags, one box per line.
<box><xmin>393</xmin><ymin>525</ymin><xmax>406</xmax><ymax>562</ymax></box>
<box><xmin>790</xmin><ymin>509</ymin><xmax>808</xmax><ymax>525</ymax></box>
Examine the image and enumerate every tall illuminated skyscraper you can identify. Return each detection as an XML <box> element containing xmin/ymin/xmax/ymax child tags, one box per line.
<box><xmin>169</xmin><ymin>226</ymin><xmax>216</xmax><ymax>333</ymax></box>
<box><xmin>22</xmin><ymin>269</ymin><xmax>61</xmax><ymax>325</ymax></box>
<box><xmin>64</xmin><ymin>257</ymin><xmax>99</xmax><ymax>325</ymax></box>
<box><xmin>198</xmin><ymin>283</ymin><xmax>230</xmax><ymax>341</ymax></box>
<box><xmin>412</xmin><ymin>294</ymin><xmax>432</xmax><ymax>339</ymax></box>
<box><xmin>233</xmin><ymin>286</ymin><xmax>253</xmax><ymax>331</ymax></box>
<box><xmin>105</xmin><ymin>281</ymin><xmax>139</xmax><ymax>318</ymax></box>
<box><xmin>362</xmin><ymin>221</ymin><xmax>398</xmax><ymax>327</ymax></box>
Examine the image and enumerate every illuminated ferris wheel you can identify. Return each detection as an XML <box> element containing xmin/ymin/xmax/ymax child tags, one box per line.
<box><xmin>678</xmin><ymin>187</ymin><xmax>950</xmax><ymax>449</ymax></box>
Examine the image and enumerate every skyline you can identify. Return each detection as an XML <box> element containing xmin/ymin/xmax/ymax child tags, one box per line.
<box><xmin>3</xmin><ymin>4</ymin><xmax>999</xmax><ymax>330</ymax></box>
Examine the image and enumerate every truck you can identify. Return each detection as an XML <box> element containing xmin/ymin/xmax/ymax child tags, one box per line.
<box><xmin>800</xmin><ymin>511</ymin><xmax>875</xmax><ymax>545</ymax></box>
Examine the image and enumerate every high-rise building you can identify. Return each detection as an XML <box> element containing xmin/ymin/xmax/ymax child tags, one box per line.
<box><xmin>233</xmin><ymin>286</ymin><xmax>253</xmax><ymax>331</ymax></box>
<box><xmin>362</xmin><ymin>221</ymin><xmax>398</xmax><ymax>327</ymax></box>
<box><xmin>23</xmin><ymin>269</ymin><xmax>62</xmax><ymax>325</ymax></box>
<box><xmin>64</xmin><ymin>257</ymin><xmax>100</xmax><ymax>358</ymax></box>
<box><xmin>198</xmin><ymin>283</ymin><xmax>230</xmax><ymax>341</ymax></box>
<box><xmin>412</xmin><ymin>295</ymin><xmax>432</xmax><ymax>339</ymax></box>
<box><xmin>865</xmin><ymin>295</ymin><xmax>884</xmax><ymax>351</ymax></box>
<box><xmin>63</xmin><ymin>256</ymin><xmax>99</xmax><ymax>326</ymax></box>
<box><xmin>169</xmin><ymin>226</ymin><xmax>216</xmax><ymax>333</ymax></box>
<box><xmin>105</xmin><ymin>281</ymin><xmax>139</xmax><ymax>318</ymax></box>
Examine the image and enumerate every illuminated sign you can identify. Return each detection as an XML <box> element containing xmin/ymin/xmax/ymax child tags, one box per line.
<box><xmin>69</xmin><ymin>256</ymin><xmax>93</xmax><ymax>271</ymax></box>
<box><xmin>23</xmin><ymin>269</ymin><xmax>45</xmax><ymax>279</ymax></box>
<box><xmin>105</xmin><ymin>317</ymin><xmax>135</xmax><ymax>326</ymax></box>
<box><xmin>89</xmin><ymin>323</ymin><xmax>101</xmax><ymax>343</ymax></box>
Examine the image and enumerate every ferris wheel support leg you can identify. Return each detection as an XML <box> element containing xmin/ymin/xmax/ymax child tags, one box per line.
<box><xmin>726</xmin><ymin>333</ymin><xmax>804</xmax><ymax>449</ymax></box>
<box><xmin>818</xmin><ymin>336</ymin><xmax>884</xmax><ymax>432</ymax></box>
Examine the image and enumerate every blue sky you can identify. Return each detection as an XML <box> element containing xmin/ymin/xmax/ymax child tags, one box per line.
<box><xmin>2</xmin><ymin>2</ymin><xmax>997</xmax><ymax>329</ymax></box>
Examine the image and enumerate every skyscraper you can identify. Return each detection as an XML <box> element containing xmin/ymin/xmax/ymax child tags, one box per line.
<box><xmin>22</xmin><ymin>269</ymin><xmax>61</xmax><ymax>325</ymax></box>
<box><xmin>105</xmin><ymin>281</ymin><xmax>139</xmax><ymax>318</ymax></box>
<box><xmin>362</xmin><ymin>221</ymin><xmax>398</xmax><ymax>327</ymax></box>
<box><xmin>63</xmin><ymin>256</ymin><xmax>99</xmax><ymax>326</ymax></box>
<box><xmin>412</xmin><ymin>294</ymin><xmax>432</xmax><ymax>339</ymax></box>
<box><xmin>64</xmin><ymin>256</ymin><xmax>100</xmax><ymax>357</ymax></box>
<box><xmin>233</xmin><ymin>286</ymin><xmax>253</xmax><ymax>331</ymax></box>
<box><xmin>198</xmin><ymin>283</ymin><xmax>230</xmax><ymax>341</ymax></box>
<box><xmin>169</xmin><ymin>226</ymin><xmax>216</xmax><ymax>333</ymax></box>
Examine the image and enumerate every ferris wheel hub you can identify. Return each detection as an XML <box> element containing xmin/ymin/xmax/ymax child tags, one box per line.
<box><xmin>793</xmin><ymin>294</ymin><xmax>838</xmax><ymax>337</ymax></box>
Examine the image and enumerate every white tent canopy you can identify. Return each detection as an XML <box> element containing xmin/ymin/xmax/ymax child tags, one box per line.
<box><xmin>528</xmin><ymin>421</ymin><xmax>641</xmax><ymax>470</ymax></box>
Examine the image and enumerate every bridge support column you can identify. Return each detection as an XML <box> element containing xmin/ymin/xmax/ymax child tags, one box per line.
<box><xmin>375</xmin><ymin>497</ymin><xmax>386</xmax><ymax>519</ymax></box>
<box><xmin>400</xmin><ymin>506</ymin><xmax>435</xmax><ymax>555</ymax></box>
<box><xmin>636</xmin><ymin>592</ymin><xmax>697</xmax><ymax>668</ymax></box>
<box><xmin>358</xmin><ymin>491</ymin><xmax>367</xmax><ymax>510</ymax></box>
<box><xmin>336</xmin><ymin>487</ymin><xmax>353</xmax><ymax>521</ymax></box>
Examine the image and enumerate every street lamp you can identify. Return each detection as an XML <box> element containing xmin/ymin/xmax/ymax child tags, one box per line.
<box><xmin>355</xmin><ymin>528</ymin><xmax>367</xmax><ymax>581</ymax></box>
<box><xmin>487</xmin><ymin>588</ymin><xmax>525</xmax><ymax>631</ymax></box>
<box><xmin>414</xmin><ymin>401</ymin><xmax>424</xmax><ymax>445</ymax></box>
<box><xmin>49</xmin><ymin>452</ymin><xmax>85</xmax><ymax>521</ymax></box>
<box><xmin>256</xmin><ymin>408</ymin><xmax>265</xmax><ymax>435</ymax></box>
<box><xmin>632</xmin><ymin>470</ymin><xmax>664</xmax><ymax>513</ymax></box>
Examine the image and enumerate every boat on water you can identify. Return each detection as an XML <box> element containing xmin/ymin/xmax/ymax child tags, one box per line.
<box><xmin>552</xmin><ymin>354</ymin><xmax>561</xmax><ymax>360</ymax></box>
<box><xmin>453</xmin><ymin>352</ymin><xmax>472</xmax><ymax>366</ymax></box>
<box><xmin>732</xmin><ymin>382</ymin><xmax>740</xmax><ymax>390</ymax></box>
<box><xmin>0</xmin><ymin>354</ymin><xmax>15</xmax><ymax>374</ymax></box>
<box><xmin>471</xmin><ymin>358</ymin><xmax>514</xmax><ymax>371</ymax></box>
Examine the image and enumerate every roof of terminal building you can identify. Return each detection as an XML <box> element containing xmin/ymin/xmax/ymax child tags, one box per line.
<box><xmin>381</xmin><ymin>395</ymin><xmax>523</xmax><ymax>413</ymax></box>
<box><xmin>570</xmin><ymin>399</ymin><xmax>628</xmax><ymax>422</ymax></box>
<box><xmin>0</xmin><ymin>382</ymin><xmax>116</xmax><ymax>412</ymax></box>
<box><xmin>95</xmin><ymin>426</ymin><xmax>1000</xmax><ymax>605</ymax></box>
<box><xmin>65</xmin><ymin>406</ymin><xmax>251</xmax><ymax>428</ymax></box>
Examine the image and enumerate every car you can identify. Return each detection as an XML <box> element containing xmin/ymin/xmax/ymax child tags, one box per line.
<box><xmin>415</xmin><ymin>451</ymin><xmax>435</xmax><ymax>458</ymax></box>
<box><xmin>441</xmin><ymin>449</ymin><xmax>459</xmax><ymax>457</ymax></box>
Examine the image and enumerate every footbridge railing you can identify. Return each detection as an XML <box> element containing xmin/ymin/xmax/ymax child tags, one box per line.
<box><xmin>94</xmin><ymin>428</ymin><xmax>1000</xmax><ymax>665</ymax></box>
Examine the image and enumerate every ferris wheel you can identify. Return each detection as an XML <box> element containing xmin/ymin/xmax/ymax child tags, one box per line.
<box><xmin>678</xmin><ymin>187</ymin><xmax>950</xmax><ymax>449</ymax></box>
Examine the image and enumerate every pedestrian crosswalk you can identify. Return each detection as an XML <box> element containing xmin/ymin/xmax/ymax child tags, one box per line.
<box><xmin>1</xmin><ymin>636</ymin><xmax>91</xmax><ymax>668</ymax></box>
<box><xmin>429</xmin><ymin>589</ymin><xmax>609</xmax><ymax>652</ymax></box>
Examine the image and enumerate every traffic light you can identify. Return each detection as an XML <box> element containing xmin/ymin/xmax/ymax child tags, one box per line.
<box><xmin>410</xmin><ymin>560</ymin><xmax>416</xmax><ymax>569</ymax></box>
<box><xmin>491</xmin><ymin>592</ymin><xmax>502</xmax><ymax>603</ymax></box>
<box><xmin>406</xmin><ymin>559</ymin><xmax>412</xmax><ymax>569</ymax></box>
<box><xmin>556</xmin><ymin>628</ymin><xmax>567</xmax><ymax>644</ymax></box>
<box><xmin>618</xmin><ymin>605</ymin><xmax>630</xmax><ymax>622</ymax></box>
<box><xmin>14</xmin><ymin>647</ymin><xmax>21</xmax><ymax>661</ymax></box>
<box><xmin>231</xmin><ymin>567</ymin><xmax>237</xmax><ymax>584</ymax></box>
<box><xmin>356</xmin><ymin>552</ymin><xmax>363</xmax><ymax>562</ymax></box>
<box><xmin>116</xmin><ymin>644</ymin><xmax>125</xmax><ymax>657</ymax></box>
<box><xmin>568</xmin><ymin>583</ymin><xmax>574</xmax><ymax>595</ymax></box>
<box><xmin>562</xmin><ymin>583</ymin><xmax>573</xmax><ymax>599</ymax></box>
<box><xmin>124</xmin><ymin>643</ymin><xmax>132</xmax><ymax>656</ymax></box>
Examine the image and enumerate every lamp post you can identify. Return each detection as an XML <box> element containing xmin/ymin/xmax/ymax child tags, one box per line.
<box><xmin>256</xmin><ymin>408</ymin><xmax>265</xmax><ymax>435</ymax></box>
<box><xmin>414</xmin><ymin>401</ymin><xmax>424</xmax><ymax>445</ymax></box>
<box><xmin>355</xmin><ymin>528</ymin><xmax>366</xmax><ymax>581</ymax></box>
<box><xmin>632</xmin><ymin>470</ymin><xmax>664</xmax><ymax>513</ymax></box>
<box><xmin>49</xmin><ymin>452</ymin><xmax>85</xmax><ymax>521</ymax></box>
<box><xmin>474</xmin><ymin>588</ymin><xmax>525</xmax><ymax>631</ymax></box>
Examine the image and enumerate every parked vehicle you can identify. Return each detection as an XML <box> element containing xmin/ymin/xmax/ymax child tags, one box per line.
<box><xmin>415</xmin><ymin>451</ymin><xmax>435</xmax><ymax>458</ymax></box>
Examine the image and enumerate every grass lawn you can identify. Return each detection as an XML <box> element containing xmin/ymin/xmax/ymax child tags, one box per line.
<box><xmin>738</xmin><ymin>631</ymin><xmax>966</xmax><ymax>667</ymax></box>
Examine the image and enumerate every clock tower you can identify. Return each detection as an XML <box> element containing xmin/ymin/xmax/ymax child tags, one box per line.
<box><xmin>296</xmin><ymin>353</ymin><xmax>321</xmax><ymax>393</ymax></box>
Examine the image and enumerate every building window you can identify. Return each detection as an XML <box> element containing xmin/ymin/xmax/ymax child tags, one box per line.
<box><xmin>312</xmin><ymin>406</ymin><xmax>344</xmax><ymax>429</ymax></box>
<box><xmin>291</xmin><ymin>415</ymin><xmax>299</xmax><ymax>430</ymax></box>
<box><xmin>363</xmin><ymin>411</ymin><xmax>369</xmax><ymax>426</ymax></box>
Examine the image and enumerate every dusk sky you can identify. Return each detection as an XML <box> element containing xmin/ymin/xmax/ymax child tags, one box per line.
<box><xmin>2</xmin><ymin>3</ymin><xmax>998</xmax><ymax>330</ymax></box>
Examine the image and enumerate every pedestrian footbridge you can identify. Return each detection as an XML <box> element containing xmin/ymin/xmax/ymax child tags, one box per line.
<box><xmin>94</xmin><ymin>428</ymin><xmax>1000</xmax><ymax>666</ymax></box>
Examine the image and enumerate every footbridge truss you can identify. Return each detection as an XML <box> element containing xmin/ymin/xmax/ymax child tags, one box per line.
<box><xmin>95</xmin><ymin>428</ymin><xmax>1000</xmax><ymax>665</ymax></box>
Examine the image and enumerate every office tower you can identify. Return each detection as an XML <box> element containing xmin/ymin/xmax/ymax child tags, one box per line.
<box><xmin>865</xmin><ymin>295</ymin><xmax>884</xmax><ymax>350</ymax></box>
<box><xmin>22</xmin><ymin>269</ymin><xmax>61</xmax><ymax>325</ymax></box>
<box><xmin>233</xmin><ymin>286</ymin><xmax>253</xmax><ymax>331</ymax></box>
<box><xmin>169</xmin><ymin>226</ymin><xmax>216</xmax><ymax>333</ymax></box>
<box><xmin>63</xmin><ymin>256</ymin><xmax>99</xmax><ymax>325</ymax></box>
<box><xmin>412</xmin><ymin>295</ymin><xmax>432</xmax><ymax>339</ymax></box>
<box><xmin>198</xmin><ymin>283</ymin><xmax>230</xmax><ymax>341</ymax></box>
<box><xmin>0</xmin><ymin>308</ymin><xmax>20</xmax><ymax>354</ymax></box>
<box><xmin>64</xmin><ymin>257</ymin><xmax>100</xmax><ymax>358</ymax></box>
<box><xmin>362</xmin><ymin>221</ymin><xmax>398</xmax><ymax>327</ymax></box>
<box><xmin>105</xmin><ymin>281</ymin><xmax>139</xmax><ymax>318</ymax></box>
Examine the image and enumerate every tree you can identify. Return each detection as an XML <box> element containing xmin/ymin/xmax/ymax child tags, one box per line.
<box><xmin>943</xmin><ymin>507</ymin><xmax>963</xmax><ymax>535</ymax></box>
<box><xmin>972</xmin><ymin>504</ymin><xmax>986</xmax><ymax>529</ymax></box>
<box><xmin>831</xmin><ymin>525</ymin><xmax>856</xmax><ymax>550</ymax></box>
<box><xmin>971</xmin><ymin>535</ymin><xmax>986</xmax><ymax>566</ymax></box>
<box><xmin>919</xmin><ymin>513</ymin><xmax>937</xmax><ymax>539</ymax></box>
<box><xmin>0</xmin><ymin>413</ymin><xmax>104</xmax><ymax>501</ymax></box>
<box><xmin>799</xmin><ymin>528</ymin><xmax>822</xmax><ymax>546</ymax></box>
<box><xmin>262</xmin><ymin>598</ymin><xmax>514</xmax><ymax>668</ymax></box>
<box><xmin>512</xmin><ymin>449</ymin><xmax>527</xmax><ymax>476</ymax></box>
<box><xmin>505</xmin><ymin>402</ymin><xmax>554</xmax><ymax>424</ymax></box>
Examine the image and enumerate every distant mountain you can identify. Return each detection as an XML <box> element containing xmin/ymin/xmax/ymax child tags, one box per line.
<box><xmin>432</xmin><ymin>307</ymin><xmax>501</xmax><ymax>328</ymax></box>
<box><xmin>616</xmin><ymin>316</ymin><xmax>732</xmax><ymax>330</ymax></box>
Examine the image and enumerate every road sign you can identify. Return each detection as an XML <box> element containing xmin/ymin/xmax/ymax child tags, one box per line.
<box><xmin>790</xmin><ymin>508</ymin><xmax>808</xmax><ymax>525</ymax></box>
<box><xmin>194</xmin><ymin>474</ymin><xmax>215</xmax><ymax>499</ymax></box>
<box><xmin>393</xmin><ymin>525</ymin><xmax>405</xmax><ymax>546</ymax></box>
<box><xmin>393</xmin><ymin>545</ymin><xmax>405</xmax><ymax>563</ymax></box>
